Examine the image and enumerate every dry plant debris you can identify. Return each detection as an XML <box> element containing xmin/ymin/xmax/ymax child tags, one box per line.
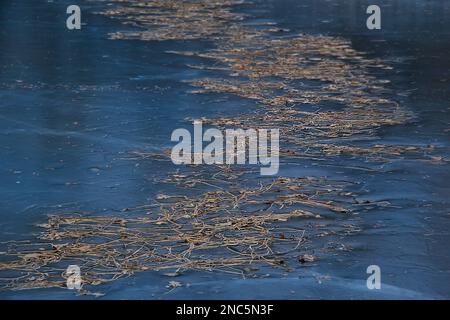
<box><xmin>98</xmin><ymin>0</ymin><xmax>249</xmax><ymax>41</ymax></box>
<box><xmin>94</xmin><ymin>0</ymin><xmax>443</xmax><ymax>161</ymax></box>
<box><xmin>0</xmin><ymin>177</ymin><xmax>364</xmax><ymax>291</ymax></box>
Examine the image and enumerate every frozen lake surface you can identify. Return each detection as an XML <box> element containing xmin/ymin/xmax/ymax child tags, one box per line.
<box><xmin>0</xmin><ymin>0</ymin><xmax>449</xmax><ymax>299</ymax></box>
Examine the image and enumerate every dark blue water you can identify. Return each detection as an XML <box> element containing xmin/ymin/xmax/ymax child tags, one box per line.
<box><xmin>0</xmin><ymin>0</ymin><xmax>449</xmax><ymax>299</ymax></box>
